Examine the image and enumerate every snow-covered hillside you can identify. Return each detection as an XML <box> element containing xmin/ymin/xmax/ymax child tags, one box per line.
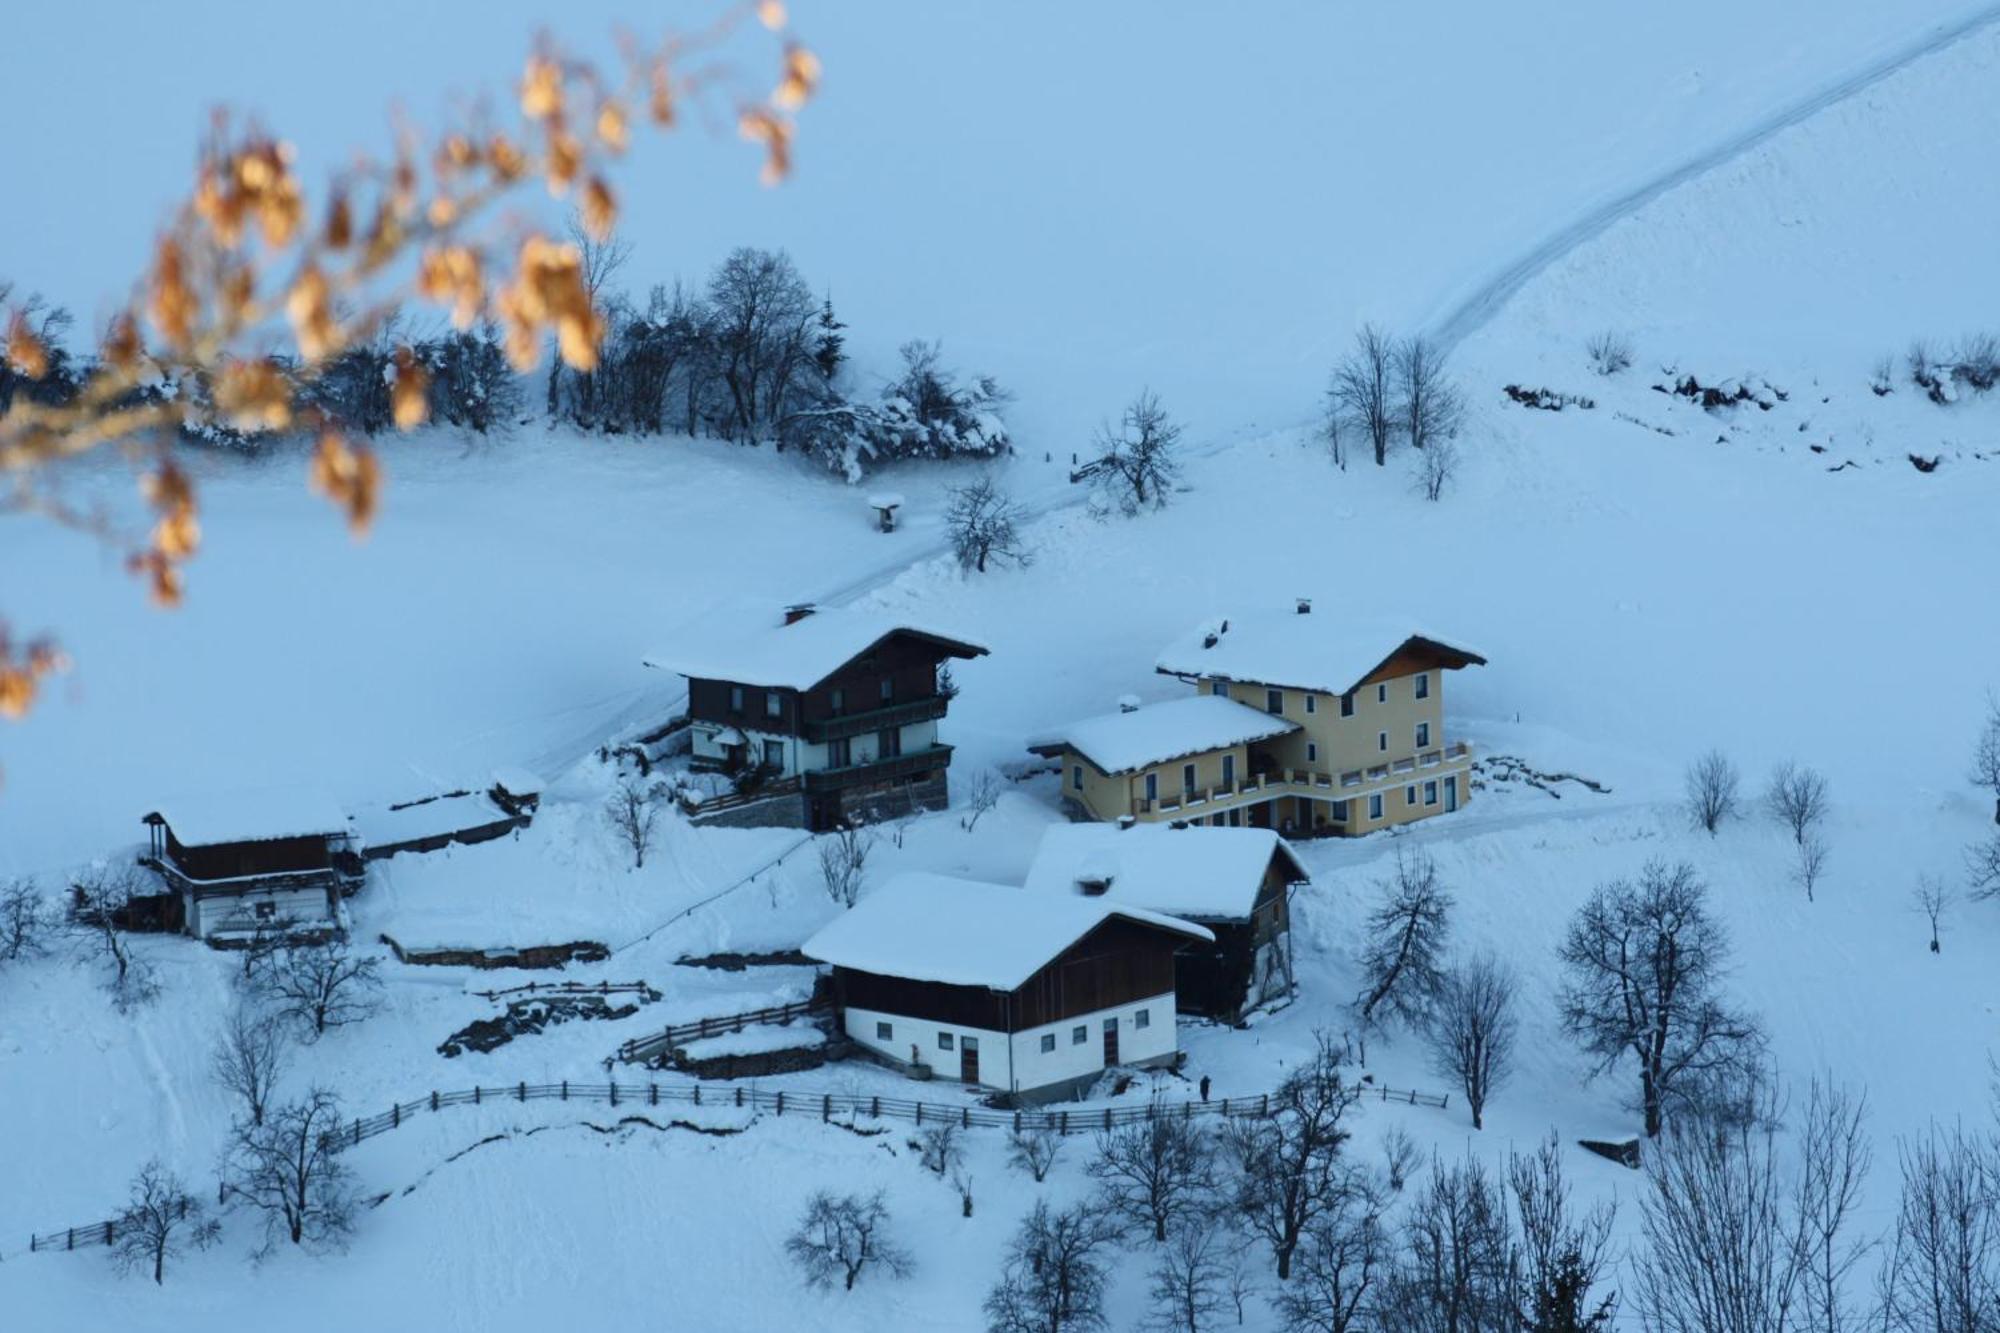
<box><xmin>5</xmin><ymin>5</ymin><xmax>2000</xmax><ymax>1331</ymax></box>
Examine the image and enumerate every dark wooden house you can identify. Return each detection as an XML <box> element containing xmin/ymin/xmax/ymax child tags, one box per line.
<box><xmin>802</xmin><ymin>872</ymin><xmax>1211</xmax><ymax>1104</ymax></box>
<box><xmin>140</xmin><ymin>789</ymin><xmax>362</xmax><ymax>940</ymax></box>
<box><xmin>646</xmin><ymin>605</ymin><xmax>989</xmax><ymax>831</ymax></box>
<box><xmin>1022</xmin><ymin>823</ymin><xmax>1307</xmax><ymax>1022</ymax></box>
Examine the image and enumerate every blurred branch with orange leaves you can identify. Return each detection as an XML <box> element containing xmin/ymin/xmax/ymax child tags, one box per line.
<box><xmin>0</xmin><ymin>0</ymin><xmax>818</xmax><ymax>730</ymax></box>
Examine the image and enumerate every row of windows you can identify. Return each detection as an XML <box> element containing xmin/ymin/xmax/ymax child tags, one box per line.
<box><xmin>727</xmin><ymin>678</ymin><xmax>900</xmax><ymax>718</ymax></box>
<box><xmin>873</xmin><ymin>1010</ymin><xmax>1152</xmax><ymax>1053</ymax></box>
<box><xmin>1220</xmin><ymin>673</ymin><xmax>1433</xmax><ymax>717</ymax></box>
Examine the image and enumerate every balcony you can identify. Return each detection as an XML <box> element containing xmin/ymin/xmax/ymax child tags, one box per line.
<box><xmin>803</xmin><ymin>744</ymin><xmax>954</xmax><ymax>793</ymax></box>
<box><xmin>801</xmin><ymin>694</ymin><xmax>949</xmax><ymax>744</ymax></box>
<box><xmin>1138</xmin><ymin>743</ymin><xmax>1473</xmax><ymax>819</ymax></box>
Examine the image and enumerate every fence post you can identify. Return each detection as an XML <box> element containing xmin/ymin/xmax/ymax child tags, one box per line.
<box><xmin>103</xmin><ymin>1221</ymin><xmax>114</xmax><ymax>1245</ymax></box>
<box><xmin>392</xmin><ymin>1103</ymin><xmax>400</xmax><ymax>1129</ymax></box>
<box><xmin>650</xmin><ymin>1084</ymin><xmax>659</xmax><ymax>1107</ymax></box>
<box><xmin>1406</xmin><ymin>1089</ymin><xmax>1415</xmax><ymax>1106</ymax></box>
<box><xmin>67</xmin><ymin>1228</ymin><xmax>75</xmax><ymax>1251</ymax></box>
<box><xmin>735</xmin><ymin>1086</ymin><xmax>743</xmax><ymax>1109</ymax></box>
<box><xmin>916</xmin><ymin>1102</ymin><xmax>923</xmax><ymax>1126</ymax></box>
<box><xmin>352</xmin><ymin>1119</ymin><xmax>362</xmax><ymax>1147</ymax></box>
<box><xmin>1260</xmin><ymin>1093</ymin><xmax>1269</xmax><ymax>1117</ymax></box>
<box><xmin>694</xmin><ymin>1085</ymin><xmax>702</xmax><ymax>1107</ymax></box>
<box><xmin>610</xmin><ymin>1082</ymin><xmax>619</xmax><ymax>1107</ymax></box>
<box><xmin>1103</xmin><ymin>1108</ymin><xmax>1112</xmax><ymax>1131</ymax></box>
<box><xmin>1012</xmin><ymin>1110</ymin><xmax>1021</xmax><ymax>1133</ymax></box>
<box><xmin>474</xmin><ymin>1086</ymin><xmax>482</xmax><ymax>1105</ymax></box>
<box><xmin>1058</xmin><ymin>1111</ymin><xmax>1068</xmax><ymax>1135</ymax></box>
<box><xmin>776</xmin><ymin>1091</ymin><xmax>785</xmax><ymax>1116</ymax></box>
<box><xmin>962</xmin><ymin>1107</ymin><xmax>970</xmax><ymax>1129</ymax></box>
<box><xmin>1220</xmin><ymin>1098</ymin><xmax>1229</xmax><ymax>1116</ymax></box>
<box><xmin>561</xmin><ymin>1080</ymin><xmax>569</xmax><ymax>1101</ymax></box>
<box><xmin>430</xmin><ymin>1090</ymin><xmax>439</xmax><ymax>1112</ymax></box>
<box><xmin>822</xmin><ymin>1095</ymin><xmax>831</xmax><ymax>1122</ymax></box>
<box><xmin>870</xmin><ymin>1096</ymin><xmax>879</xmax><ymax>1119</ymax></box>
<box><xmin>518</xmin><ymin>1081</ymin><xmax>527</xmax><ymax>1103</ymax></box>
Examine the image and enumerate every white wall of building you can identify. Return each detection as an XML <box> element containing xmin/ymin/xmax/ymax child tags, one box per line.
<box><xmin>186</xmin><ymin>885</ymin><xmax>334</xmax><ymax>939</ymax></box>
<box><xmin>843</xmin><ymin>990</ymin><xmax>1179</xmax><ymax>1098</ymax></box>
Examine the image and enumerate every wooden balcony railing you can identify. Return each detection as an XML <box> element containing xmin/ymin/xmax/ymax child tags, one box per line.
<box><xmin>801</xmin><ymin>695</ymin><xmax>948</xmax><ymax>744</ymax></box>
<box><xmin>803</xmin><ymin>745</ymin><xmax>954</xmax><ymax>793</ymax></box>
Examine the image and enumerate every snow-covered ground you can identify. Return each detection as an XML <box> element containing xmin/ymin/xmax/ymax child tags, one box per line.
<box><xmin>5</xmin><ymin>4</ymin><xmax>2000</xmax><ymax>1330</ymax></box>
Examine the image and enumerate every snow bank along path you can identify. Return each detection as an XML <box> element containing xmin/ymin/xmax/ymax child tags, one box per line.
<box><xmin>1425</xmin><ymin>1</ymin><xmax>2000</xmax><ymax>351</ymax></box>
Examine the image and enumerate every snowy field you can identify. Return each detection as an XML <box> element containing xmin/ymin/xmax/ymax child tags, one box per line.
<box><xmin>5</xmin><ymin>4</ymin><xmax>2000</xmax><ymax>1331</ymax></box>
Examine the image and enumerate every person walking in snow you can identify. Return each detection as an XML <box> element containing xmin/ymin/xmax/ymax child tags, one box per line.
<box><xmin>1199</xmin><ymin>1075</ymin><xmax>1211</xmax><ymax>1102</ymax></box>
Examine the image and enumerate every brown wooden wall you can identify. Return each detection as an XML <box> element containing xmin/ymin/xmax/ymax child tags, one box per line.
<box><xmin>1353</xmin><ymin>638</ymin><xmax>1482</xmax><ymax>691</ymax></box>
<box><xmin>834</xmin><ymin>968</ymin><xmax>1011</xmax><ymax>1031</ymax></box>
<box><xmin>688</xmin><ymin>677</ymin><xmax>797</xmax><ymax>732</ymax></box>
<box><xmin>167</xmin><ymin>831</ymin><xmax>333</xmax><ymax>880</ymax></box>
<box><xmin>685</xmin><ymin>634</ymin><xmax>954</xmax><ymax>733</ymax></box>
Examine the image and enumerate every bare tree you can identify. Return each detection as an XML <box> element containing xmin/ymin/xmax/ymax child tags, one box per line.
<box><xmin>1969</xmin><ymin>831</ymin><xmax>2000</xmax><ymax>903</ymax></box>
<box><xmin>1376</xmin><ymin>1155</ymin><xmax>1519</xmax><ymax>1333</ymax></box>
<box><xmin>1225</xmin><ymin>1034</ymin><xmax>1364</xmax><ymax>1280</ymax></box>
<box><xmin>952</xmin><ymin>1167</ymin><xmax>976</xmax><ymax>1218</ymax></box>
<box><xmin>212</xmin><ymin>1006</ymin><xmax>292</xmax><ymax>1128</ymax></box>
<box><xmin>818</xmin><ymin>823</ymin><xmax>874</xmax><ymax>909</ymax></box>
<box><xmin>1794</xmin><ymin>1079</ymin><xmax>1872</xmax><ymax>1333</ymax></box>
<box><xmin>961</xmin><ymin>769</ymin><xmax>1003</xmax><ymax>833</ymax></box>
<box><xmin>1765</xmin><ymin>762</ymin><xmax>1831</xmax><ymax>847</ymax></box>
<box><xmin>0</xmin><ymin>877</ymin><xmax>50</xmax><ymax>962</ymax></box>
<box><xmin>947</xmin><ymin>475</ymin><xmax>1030</xmax><ymax>574</ymax></box>
<box><xmin>918</xmin><ymin>1122</ymin><xmax>964</xmax><ymax>1177</ymax></box>
<box><xmin>785</xmin><ymin>1190</ymin><xmax>912</xmax><ymax>1292</ymax></box>
<box><xmin>1425</xmin><ymin>953</ymin><xmax>1518</xmax><ymax>1131</ymax></box>
<box><xmin>1509</xmin><ymin>1134</ymin><xmax>1617</xmax><ymax>1333</ymax></box>
<box><xmin>109</xmin><ymin>1161</ymin><xmax>217</xmax><ymax>1285</ymax></box>
<box><xmin>1320</xmin><ymin>392</ymin><xmax>1348</xmax><ymax>470</ymax></box>
<box><xmin>1395</xmin><ymin>335</ymin><xmax>1464</xmax><ymax>456</ymax></box>
<box><xmin>985</xmin><ymin>1199</ymin><xmax>1117</xmax><ymax>1333</ymax></box>
<box><xmin>259</xmin><ymin>940</ymin><xmax>383</xmax><ymax>1040</ymax></box>
<box><xmin>1912</xmin><ymin>874</ymin><xmax>1953</xmax><ymax>953</ymax></box>
<box><xmin>1355</xmin><ymin>850</ymin><xmax>1453</xmax><ymax>1030</ymax></box>
<box><xmin>1633</xmin><ymin>1093</ymin><xmax>1804</xmax><ymax>1333</ymax></box>
<box><xmin>1010</xmin><ymin>1126</ymin><xmax>1065</xmax><ymax>1183</ymax></box>
<box><xmin>1557</xmin><ymin>860</ymin><xmax>1765</xmax><ymax>1137</ymax></box>
<box><xmin>1145</xmin><ymin>1213</ymin><xmax>1240</xmax><ymax>1333</ymax></box>
<box><xmin>225</xmin><ymin>1088</ymin><xmax>355</xmax><ymax>1251</ymax></box>
<box><xmin>604</xmin><ymin>773</ymin><xmax>664</xmax><ymax>870</ymax></box>
<box><xmin>68</xmin><ymin>865</ymin><xmax>159</xmax><ymax>1012</ymax></box>
<box><xmin>1413</xmin><ymin>436</ymin><xmax>1462</xmax><ymax>502</ymax></box>
<box><xmin>1586</xmin><ymin>331</ymin><xmax>1634</xmax><ymax>376</ymax></box>
<box><xmin>1275</xmin><ymin>1182</ymin><xmax>1386</xmax><ymax>1333</ymax></box>
<box><xmin>1796</xmin><ymin>834</ymin><xmax>1832</xmax><ymax>903</ymax></box>
<box><xmin>1972</xmin><ymin>693</ymin><xmax>2000</xmax><ymax>825</ymax></box>
<box><xmin>1684</xmin><ymin>750</ymin><xmax>1741</xmax><ymax>836</ymax></box>
<box><xmin>1330</xmin><ymin>326</ymin><xmax>1398</xmax><ymax>467</ymax></box>
<box><xmin>1380</xmin><ymin>1125</ymin><xmax>1420</xmax><ymax>1195</ymax></box>
<box><xmin>1875</xmin><ymin>1122</ymin><xmax>2000</xmax><ymax>1332</ymax></box>
<box><xmin>706</xmin><ymin>245</ymin><xmax>818</xmax><ymax>442</ymax></box>
<box><xmin>1094</xmin><ymin>389</ymin><xmax>1183</xmax><ymax>514</ymax></box>
<box><xmin>1089</xmin><ymin>1111</ymin><xmax>1217</xmax><ymax>1243</ymax></box>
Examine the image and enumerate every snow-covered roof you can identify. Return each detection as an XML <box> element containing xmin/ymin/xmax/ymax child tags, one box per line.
<box><xmin>350</xmin><ymin>790</ymin><xmax>512</xmax><ymax>853</ymax></box>
<box><xmin>1155</xmin><ymin>612</ymin><xmax>1486</xmax><ymax>696</ymax></box>
<box><xmin>866</xmin><ymin>492</ymin><xmax>905</xmax><ymax>509</ymax></box>
<box><xmin>643</xmin><ymin>606</ymin><xmax>988</xmax><ymax>691</ymax></box>
<box><xmin>489</xmin><ymin>766</ymin><xmax>544</xmax><ymax>797</ymax></box>
<box><xmin>1022</xmin><ymin>824</ymin><xmax>1308</xmax><ymax>921</ymax></box>
<box><xmin>145</xmin><ymin>786</ymin><xmax>352</xmax><ymax>846</ymax></box>
<box><xmin>1028</xmin><ymin>695</ymin><xmax>1298</xmax><ymax>775</ymax></box>
<box><xmin>802</xmin><ymin>872</ymin><xmax>1211</xmax><ymax>991</ymax></box>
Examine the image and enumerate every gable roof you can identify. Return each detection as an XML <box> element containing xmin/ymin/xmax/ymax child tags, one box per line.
<box><xmin>1023</xmin><ymin>823</ymin><xmax>1309</xmax><ymax>921</ymax></box>
<box><xmin>145</xmin><ymin>787</ymin><xmax>352</xmax><ymax>847</ymax></box>
<box><xmin>801</xmin><ymin>872</ymin><xmax>1211</xmax><ymax>991</ymax></box>
<box><xmin>1155</xmin><ymin>613</ymin><xmax>1485</xmax><ymax>697</ymax></box>
<box><xmin>643</xmin><ymin>606</ymin><xmax>988</xmax><ymax>691</ymax></box>
<box><xmin>1027</xmin><ymin>695</ymin><xmax>1299</xmax><ymax>775</ymax></box>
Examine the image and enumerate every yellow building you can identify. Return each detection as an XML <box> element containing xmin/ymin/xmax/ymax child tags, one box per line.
<box><xmin>1034</xmin><ymin>605</ymin><xmax>1485</xmax><ymax>837</ymax></box>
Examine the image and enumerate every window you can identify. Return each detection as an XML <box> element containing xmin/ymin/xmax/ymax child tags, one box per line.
<box><xmin>1305</xmin><ymin>693</ymin><xmax>1317</xmax><ymax>714</ymax></box>
<box><xmin>1378</xmin><ymin>731</ymin><xmax>1389</xmax><ymax>753</ymax></box>
<box><xmin>1406</xmin><ymin>784</ymin><xmax>1419</xmax><ymax>806</ymax></box>
<box><xmin>1182</xmin><ymin>763</ymin><xmax>1197</xmax><ymax>795</ymax></box>
<box><xmin>1424</xmin><ymin>780</ymin><xmax>1439</xmax><ymax>806</ymax></box>
<box><xmin>1144</xmin><ymin>773</ymin><xmax>1158</xmax><ymax>803</ymax></box>
<box><xmin>1416</xmin><ymin>721</ymin><xmax>1431</xmax><ymax>748</ymax></box>
<box><xmin>1221</xmin><ymin>754</ymin><xmax>1236</xmax><ymax>789</ymax></box>
<box><xmin>1072</xmin><ymin>1025</ymin><xmax>1087</xmax><ymax>1045</ymax></box>
<box><xmin>1415</xmin><ymin>672</ymin><xmax>1430</xmax><ymax>700</ymax></box>
<box><xmin>728</xmin><ymin>684</ymin><xmax>744</xmax><ymax>713</ymax></box>
<box><xmin>1135</xmin><ymin>1008</ymin><xmax>1151</xmax><ymax>1030</ymax></box>
<box><xmin>1210</xmin><ymin>680</ymin><xmax>1228</xmax><ymax>697</ymax></box>
<box><xmin>762</xmin><ymin>739</ymin><xmax>785</xmax><ymax>770</ymax></box>
<box><xmin>880</xmin><ymin>676</ymin><xmax>894</xmax><ymax>703</ymax></box>
<box><xmin>1332</xmin><ymin>799</ymin><xmax>1350</xmax><ymax>821</ymax></box>
<box><xmin>937</xmin><ymin>1032</ymin><xmax>954</xmax><ymax>1051</ymax></box>
<box><xmin>1340</xmin><ymin>692</ymin><xmax>1355</xmax><ymax>718</ymax></box>
<box><xmin>1040</xmin><ymin>1033</ymin><xmax>1057</xmax><ymax>1053</ymax></box>
<box><xmin>1265</xmin><ymin>688</ymin><xmax>1284</xmax><ymax>715</ymax></box>
<box><xmin>1306</xmin><ymin>742</ymin><xmax>1318</xmax><ymax>763</ymax></box>
<box><xmin>1072</xmin><ymin>765</ymin><xmax>1084</xmax><ymax>792</ymax></box>
<box><xmin>879</xmin><ymin>727</ymin><xmax>902</xmax><ymax>759</ymax></box>
<box><xmin>1368</xmin><ymin>793</ymin><xmax>1384</xmax><ymax>820</ymax></box>
<box><xmin>1377</xmin><ymin>682</ymin><xmax>1388</xmax><ymax>704</ymax></box>
<box><xmin>875</xmin><ymin>1021</ymin><xmax>893</xmax><ymax>1041</ymax></box>
<box><xmin>253</xmin><ymin>900</ymin><xmax>277</xmax><ymax>921</ymax></box>
<box><xmin>827</xmin><ymin>737</ymin><xmax>851</xmax><ymax>769</ymax></box>
<box><xmin>765</xmin><ymin>690</ymin><xmax>782</xmax><ymax>719</ymax></box>
<box><xmin>830</xmin><ymin>687</ymin><xmax>846</xmax><ymax>715</ymax></box>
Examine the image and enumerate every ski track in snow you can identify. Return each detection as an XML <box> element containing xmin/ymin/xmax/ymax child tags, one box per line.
<box><xmin>1424</xmin><ymin>1</ymin><xmax>2000</xmax><ymax>351</ymax></box>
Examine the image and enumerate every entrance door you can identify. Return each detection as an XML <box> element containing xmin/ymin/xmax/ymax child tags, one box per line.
<box><xmin>1445</xmin><ymin>775</ymin><xmax>1459</xmax><ymax>813</ymax></box>
<box><xmin>959</xmin><ymin>1035</ymin><xmax>980</xmax><ymax>1084</ymax></box>
<box><xmin>1102</xmin><ymin>1017</ymin><xmax>1120</xmax><ymax>1067</ymax></box>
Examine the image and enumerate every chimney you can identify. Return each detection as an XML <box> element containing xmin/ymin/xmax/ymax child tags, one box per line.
<box><xmin>1296</xmin><ymin>597</ymin><xmax>1313</xmax><ymax>615</ymax></box>
<box><xmin>1078</xmin><ymin>876</ymin><xmax>1111</xmax><ymax>897</ymax></box>
<box><xmin>783</xmin><ymin>603</ymin><xmax>817</xmax><ymax>625</ymax></box>
<box><xmin>1116</xmin><ymin>694</ymin><xmax>1141</xmax><ymax>714</ymax></box>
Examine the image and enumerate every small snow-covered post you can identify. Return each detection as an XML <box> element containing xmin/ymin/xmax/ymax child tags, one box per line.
<box><xmin>868</xmin><ymin>493</ymin><xmax>903</xmax><ymax>533</ymax></box>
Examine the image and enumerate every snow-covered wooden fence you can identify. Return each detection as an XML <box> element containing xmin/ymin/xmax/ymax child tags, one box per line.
<box><xmin>613</xmin><ymin>998</ymin><xmax>831</xmax><ymax>1065</ymax></box>
<box><xmin>23</xmin><ymin>1076</ymin><xmax>1448</xmax><ymax>1257</ymax></box>
<box><xmin>472</xmin><ymin>979</ymin><xmax>657</xmax><ymax>1003</ymax></box>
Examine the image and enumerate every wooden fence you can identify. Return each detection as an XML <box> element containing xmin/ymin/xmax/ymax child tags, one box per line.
<box><xmin>26</xmin><ymin>1076</ymin><xmax>1446</xmax><ymax>1257</ymax></box>
<box><xmin>613</xmin><ymin>998</ymin><xmax>831</xmax><ymax>1065</ymax></box>
<box><xmin>472</xmin><ymin>980</ymin><xmax>657</xmax><ymax>1003</ymax></box>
